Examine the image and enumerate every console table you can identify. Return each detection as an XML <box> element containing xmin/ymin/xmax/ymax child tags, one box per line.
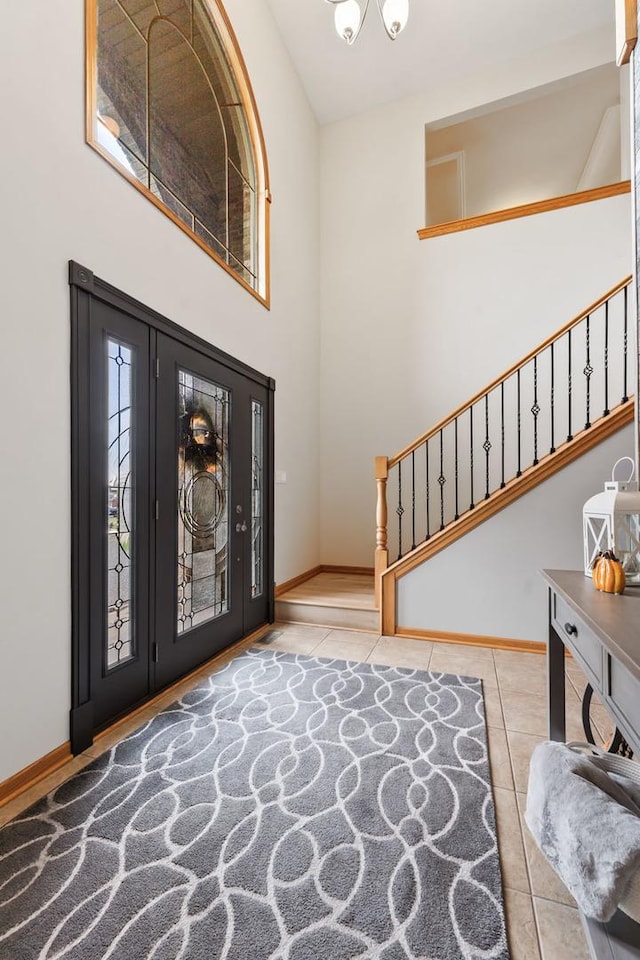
<box><xmin>543</xmin><ymin>569</ymin><xmax>640</xmax><ymax>960</ymax></box>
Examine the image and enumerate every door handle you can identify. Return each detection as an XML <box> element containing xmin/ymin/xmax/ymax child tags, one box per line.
<box><xmin>235</xmin><ymin>521</ymin><xmax>247</xmax><ymax>533</ymax></box>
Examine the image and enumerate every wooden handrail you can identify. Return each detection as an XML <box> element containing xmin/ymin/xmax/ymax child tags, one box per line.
<box><xmin>417</xmin><ymin>182</ymin><xmax>631</xmax><ymax>241</ymax></box>
<box><xmin>387</xmin><ymin>275</ymin><xmax>632</xmax><ymax>469</ymax></box>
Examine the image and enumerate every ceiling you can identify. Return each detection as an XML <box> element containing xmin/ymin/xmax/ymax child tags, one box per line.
<box><xmin>265</xmin><ymin>0</ymin><xmax>616</xmax><ymax>125</ymax></box>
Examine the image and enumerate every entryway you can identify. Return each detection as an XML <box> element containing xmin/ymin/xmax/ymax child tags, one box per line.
<box><xmin>69</xmin><ymin>262</ymin><xmax>274</xmax><ymax>750</ymax></box>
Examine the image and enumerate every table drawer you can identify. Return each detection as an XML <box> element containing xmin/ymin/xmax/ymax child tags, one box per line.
<box><xmin>552</xmin><ymin>594</ymin><xmax>602</xmax><ymax>683</ymax></box>
<box><xmin>608</xmin><ymin>657</ymin><xmax>640</xmax><ymax>748</ymax></box>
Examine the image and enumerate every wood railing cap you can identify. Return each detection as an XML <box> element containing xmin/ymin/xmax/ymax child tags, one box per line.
<box><xmin>386</xmin><ymin>275</ymin><xmax>632</xmax><ymax>469</ymax></box>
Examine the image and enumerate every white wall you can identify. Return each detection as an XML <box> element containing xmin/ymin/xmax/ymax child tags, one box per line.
<box><xmin>0</xmin><ymin>0</ymin><xmax>320</xmax><ymax>782</ymax></box>
<box><xmin>397</xmin><ymin>425</ymin><xmax>635</xmax><ymax>642</ymax></box>
<box><xmin>319</xmin><ymin>30</ymin><xmax>633</xmax><ymax>569</ymax></box>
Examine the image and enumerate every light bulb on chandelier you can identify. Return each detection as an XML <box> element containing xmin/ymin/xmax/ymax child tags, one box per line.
<box><xmin>325</xmin><ymin>0</ymin><xmax>409</xmax><ymax>44</ymax></box>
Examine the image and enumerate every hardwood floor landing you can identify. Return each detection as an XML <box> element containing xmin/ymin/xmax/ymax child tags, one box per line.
<box><xmin>278</xmin><ymin>572</ymin><xmax>375</xmax><ymax>608</ymax></box>
<box><xmin>275</xmin><ymin>572</ymin><xmax>378</xmax><ymax>631</ymax></box>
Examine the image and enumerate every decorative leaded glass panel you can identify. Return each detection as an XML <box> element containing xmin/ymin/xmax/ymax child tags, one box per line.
<box><xmin>90</xmin><ymin>0</ymin><xmax>267</xmax><ymax>301</ymax></box>
<box><xmin>177</xmin><ymin>370</ymin><xmax>230</xmax><ymax>631</ymax></box>
<box><xmin>107</xmin><ymin>340</ymin><xmax>135</xmax><ymax>668</ymax></box>
<box><xmin>251</xmin><ymin>400</ymin><xmax>263</xmax><ymax>599</ymax></box>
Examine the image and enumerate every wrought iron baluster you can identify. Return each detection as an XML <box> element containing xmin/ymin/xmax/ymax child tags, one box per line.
<box><xmin>531</xmin><ymin>355</ymin><xmax>539</xmax><ymax>466</ymax></box>
<box><xmin>567</xmin><ymin>328</ymin><xmax>573</xmax><ymax>442</ymax></box>
<box><xmin>603</xmin><ymin>299</ymin><xmax>609</xmax><ymax>416</ymax></box>
<box><xmin>500</xmin><ymin>382</ymin><xmax>505</xmax><ymax>489</ymax></box>
<box><xmin>550</xmin><ymin>342</ymin><xmax>555</xmax><ymax>454</ymax></box>
<box><xmin>469</xmin><ymin>405</ymin><xmax>475</xmax><ymax>510</ymax></box>
<box><xmin>516</xmin><ymin>370</ymin><xmax>522</xmax><ymax>478</ymax></box>
<box><xmin>483</xmin><ymin>393</ymin><xmax>491</xmax><ymax>499</ymax></box>
<box><xmin>454</xmin><ymin>417</ymin><xmax>459</xmax><ymax>520</ymax></box>
<box><xmin>623</xmin><ymin>286</ymin><xmax>629</xmax><ymax>403</ymax></box>
<box><xmin>584</xmin><ymin>314</ymin><xmax>592</xmax><ymax>430</ymax></box>
<box><xmin>396</xmin><ymin>461</ymin><xmax>404</xmax><ymax>561</ymax></box>
<box><xmin>411</xmin><ymin>450</ymin><xmax>416</xmax><ymax>551</ymax></box>
<box><xmin>438</xmin><ymin>430</ymin><xmax>446</xmax><ymax>531</ymax></box>
<box><xmin>425</xmin><ymin>440</ymin><xmax>430</xmax><ymax>540</ymax></box>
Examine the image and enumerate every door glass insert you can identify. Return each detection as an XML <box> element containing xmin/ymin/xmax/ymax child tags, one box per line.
<box><xmin>107</xmin><ymin>340</ymin><xmax>135</xmax><ymax>669</ymax></box>
<box><xmin>177</xmin><ymin>370</ymin><xmax>230</xmax><ymax>632</ymax></box>
<box><xmin>251</xmin><ymin>400</ymin><xmax>263</xmax><ymax>599</ymax></box>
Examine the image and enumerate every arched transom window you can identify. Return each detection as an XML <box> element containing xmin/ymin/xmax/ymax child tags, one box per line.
<box><xmin>87</xmin><ymin>0</ymin><xmax>270</xmax><ymax>305</ymax></box>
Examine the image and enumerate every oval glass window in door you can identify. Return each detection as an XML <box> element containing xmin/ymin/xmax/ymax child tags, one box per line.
<box><xmin>177</xmin><ymin>369</ymin><xmax>230</xmax><ymax>633</ymax></box>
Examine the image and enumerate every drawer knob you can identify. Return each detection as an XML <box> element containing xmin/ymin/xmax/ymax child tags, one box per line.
<box><xmin>564</xmin><ymin>622</ymin><xmax>578</xmax><ymax>637</ymax></box>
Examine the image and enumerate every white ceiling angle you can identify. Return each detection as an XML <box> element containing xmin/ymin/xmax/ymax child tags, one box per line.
<box><xmin>265</xmin><ymin>0</ymin><xmax>616</xmax><ymax>125</ymax></box>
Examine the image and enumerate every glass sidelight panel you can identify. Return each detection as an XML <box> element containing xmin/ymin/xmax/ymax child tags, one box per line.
<box><xmin>177</xmin><ymin>370</ymin><xmax>230</xmax><ymax>632</ymax></box>
<box><xmin>251</xmin><ymin>400</ymin><xmax>263</xmax><ymax>598</ymax></box>
<box><xmin>107</xmin><ymin>340</ymin><xmax>135</xmax><ymax>669</ymax></box>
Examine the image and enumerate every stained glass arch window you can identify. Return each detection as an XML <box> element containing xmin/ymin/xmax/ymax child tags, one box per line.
<box><xmin>87</xmin><ymin>0</ymin><xmax>270</xmax><ymax>306</ymax></box>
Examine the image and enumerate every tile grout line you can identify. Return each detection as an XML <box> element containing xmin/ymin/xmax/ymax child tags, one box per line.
<box><xmin>497</xmin><ymin>668</ymin><xmax>546</xmax><ymax>959</ymax></box>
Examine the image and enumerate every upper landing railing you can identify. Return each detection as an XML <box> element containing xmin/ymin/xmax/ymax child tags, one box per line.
<box><xmin>374</xmin><ymin>277</ymin><xmax>635</xmax><ymax>603</ymax></box>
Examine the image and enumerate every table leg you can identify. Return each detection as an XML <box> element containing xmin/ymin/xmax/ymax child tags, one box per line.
<box><xmin>548</xmin><ymin>616</ymin><xmax>566</xmax><ymax>742</ymax></box>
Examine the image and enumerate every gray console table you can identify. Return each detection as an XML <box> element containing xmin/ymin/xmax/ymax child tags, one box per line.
<box><xmin>543</xmin><ymin>569</ymin><xmax>640</xmax><ymax>960</ymax></box>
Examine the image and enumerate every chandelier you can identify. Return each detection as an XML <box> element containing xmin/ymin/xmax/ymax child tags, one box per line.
<box><xmin>325</xmin><ymin>0</ymin><xmax>409</xmax><ymax>45</ymax></box>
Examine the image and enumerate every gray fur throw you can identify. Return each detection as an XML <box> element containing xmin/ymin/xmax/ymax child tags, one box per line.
<box><xmin>525</xmin><ymin>741</ymin><xmax>640</xmax><ymax>921</ymax></box>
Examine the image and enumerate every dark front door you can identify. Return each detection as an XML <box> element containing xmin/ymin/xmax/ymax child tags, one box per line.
<box><xmin>70</xmin><ymin>264</ymin><xmax>274</xmax><ymax>751</ymax></box>
<box><xmin>154</xmin><ymin>333</ymin><xmax>271</xmax><ymax>688</ymax></box>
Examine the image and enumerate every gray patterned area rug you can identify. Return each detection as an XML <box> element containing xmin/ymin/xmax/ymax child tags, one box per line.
<box><xmin>0</xmin><ymin>649</ymin><xmax>510</xmax><ymax>960</ymax></box>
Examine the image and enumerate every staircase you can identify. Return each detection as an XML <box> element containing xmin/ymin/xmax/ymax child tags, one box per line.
<box><xmin>374</xmin><ymin>277</ymin><xmax>636</xmax><ymax>635</ymax></box>
<box><xmin>275</xmin><ymin>569</ymin><xmax>378</xmax><ymax>632</ymax></box>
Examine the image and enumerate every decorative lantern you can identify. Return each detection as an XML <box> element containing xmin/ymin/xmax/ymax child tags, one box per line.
<box><xmin>583</xmin><ymin>458</ymin><xmax>640</xmax><ymax>585</ymax></box>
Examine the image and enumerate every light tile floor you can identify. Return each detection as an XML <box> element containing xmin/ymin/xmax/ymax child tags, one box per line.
<box><xmin>1</xmin><ymin>625</ymin><xmax>613</xmax><ymax>959</ymax></box>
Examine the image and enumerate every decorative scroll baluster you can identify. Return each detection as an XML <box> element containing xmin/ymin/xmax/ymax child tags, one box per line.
<box><xmin>531</xmin><ymin>355</ymin><xmax>540</xmax><ymax>466</ymax></box>
<box><xmin>454</xmin><ymin>417</ymin><xmax>460</xmax><ymax>520</ymax></box>
<box><xmin>438</xmin><ymin>430</ymin><xmax>445</xmax><ymax>530</ymax></box>
<box><xmin>623</xmin><ymin>285</ymin><xmax>629</xmax><ymax>403</ymax></box>
<box><xmin>603</xmin><ymin>300</ymin><xmax>609</xmax><ymax>416</ymax></box>
<box><xmin>469</xmin><ymin>405</ymin><xmax>475</xmax><ymax>510</ymax></box>
<box><xmin>567</xmin><ymin>327</ymin><xmax>573</xmax><ymax>442</ymax></box>
<box><xmin>584</xmin><ymin>314</ymin><xmax>592</xmax><ymax>429</ymax></box>
<box><xmin>397</xmin><ymin>460</ymin><xmax>404</xmax><ymax>560</ymax></box>
<box><xmin>549</xmin><ymin>342</ymin><xmax>555</xmax><ymax>454</ymax></box>
<box><xmin>374</xmin><ymin>456</ymin><xmax>388</xmax><ymax>608</ymax></box>
<box><xmin>425</xmin><ymin>440</ymin><xmax>430</xmax><ymax>540</ymax></box>
<box><xmin>411</xmin><ymin>450</ymin><xmax>416</xmax><ymax>551</ymax></box>
<box><xmin>500</xmin><ymin>382</ymin><xmax>505</xmax><ymax>489</ymax></box>
<box><xmin>483</xmin><ymin>394</ymin><xmax>491</xmax><ymax>499</ymax></box>
<box><xmin>516</xmin><ymin>369</ymin><xmax>522</xmax><ymax>477</ymax></box>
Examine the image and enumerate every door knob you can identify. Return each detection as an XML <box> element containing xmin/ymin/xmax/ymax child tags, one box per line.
<box><xmin>235</xmin><ymin>521</ymin><xmax>247</xmax><ymax>532</ymax></box>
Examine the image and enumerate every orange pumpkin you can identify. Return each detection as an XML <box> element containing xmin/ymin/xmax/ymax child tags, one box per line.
<box><xmin>592</xmin><ymin>551</ymin><xmax>626</xmax><ymax>595</ymax></box>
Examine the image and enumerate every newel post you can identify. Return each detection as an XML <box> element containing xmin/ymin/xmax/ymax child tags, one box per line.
<box><xmin>374</xmin><ymin>456</ymin><xmax>389</xmax><ymax>608</ymax></box>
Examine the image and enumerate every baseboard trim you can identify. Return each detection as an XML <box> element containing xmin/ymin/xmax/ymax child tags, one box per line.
<box><xmin>276</xmin><ymin>565</ymin><xmax>375</xmax><ymax>597</ymax></box>
<box><xmin>395</xmin><ymin>626</ymin><xmax>546</xmax><ymax>654</ymax></box>
<box><xmin>319</xmin><ymin>565</ymin><xmax>375</xmax><ymax>576</ymax></box>
<box><xmin>1</xmin><ymin>622</ymin><xmax>272</xmax><ymax>810</ymax></box>
<box><xmin>0</xmin><ymin>742</ymin><xmax>73</xmax><ymax>808</ymax></box>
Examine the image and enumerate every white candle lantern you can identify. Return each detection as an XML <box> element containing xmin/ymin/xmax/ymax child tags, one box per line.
<box><xmin>583</xmin><ymin>457</ymin><xmax>640</xmax><ymax>585</ymax></box>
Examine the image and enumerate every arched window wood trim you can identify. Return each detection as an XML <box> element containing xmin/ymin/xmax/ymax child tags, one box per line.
<box><xmin>85</xmin><ymin>0</ymin><xmax>271</xmax><ymax>308</ymax></box>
